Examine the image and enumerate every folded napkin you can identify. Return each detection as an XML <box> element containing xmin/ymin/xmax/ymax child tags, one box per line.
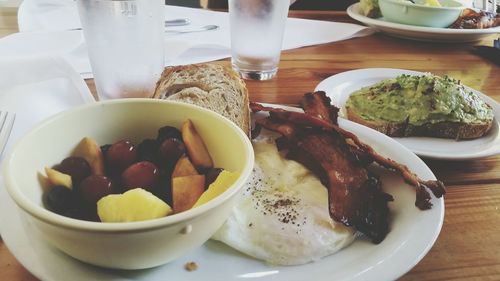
<box><xmin>7</xmin><ymin>0</ymin><xmax>375</xmax><ymax>78</ymax></box>
<box><xmin>17</xmin><ymin>0</ymin><xmax>82</xmax><ymax>32</ymax></box>
<box><xmin>0</xmin><ymin>55</ymin><xmax>94</xmax><ymax>161</ymax></box>
<box><xmin>0</xmin><ymin>55</ymin><xmax>94</xmax><ymax>234</ymax></box>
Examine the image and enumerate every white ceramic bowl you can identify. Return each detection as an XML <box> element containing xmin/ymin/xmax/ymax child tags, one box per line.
<box><xmin>3</xmin><ymin>99</ymin><xmax>254</xmax><ymax>269</ymax></box>
<box><xmin>379</xmin><ymin>0</ymin><xmax>464</xmax><ymax>28</ymax></box>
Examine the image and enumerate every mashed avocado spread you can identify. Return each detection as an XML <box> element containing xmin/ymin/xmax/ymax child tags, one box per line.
<box><xmin>360</xmin><ymin>0</ymin><xmax>381</xmax><ymax>18</ymax></box>
<box><xmin>346</xmin><ymin>74</ymin><xmax>493</xmax><ymax>126</ymax></box>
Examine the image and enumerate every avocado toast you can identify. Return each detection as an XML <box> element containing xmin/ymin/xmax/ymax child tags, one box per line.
<box><xmin>345</xmin><ymin>73</ymin><xmax>494</xmax><ymax>140</ymax></box>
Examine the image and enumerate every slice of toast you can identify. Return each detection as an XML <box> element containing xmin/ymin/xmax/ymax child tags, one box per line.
<box><xmin>152</xmin><ymin>64</ymin><xmax>250</xmax><ymax>137</ymax></box>
<box><xmin>346</xmin><ymin>107</ymin><xmax>493</xmax><ymax>140</ymax></box>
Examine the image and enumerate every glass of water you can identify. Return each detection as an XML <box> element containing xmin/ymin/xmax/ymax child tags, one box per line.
<box><xmin>229</xmin><ymin>0</ymin><xmax>290</xmax><ymax>80</ymax></box>
<box><xmin>76</xmin><ymin>0</ymin><xmax>164</xmax><ymax>100</ymax></box>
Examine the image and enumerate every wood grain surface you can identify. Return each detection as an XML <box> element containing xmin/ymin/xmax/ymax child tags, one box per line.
<box><xmin>1</xmin><ymin>7</ymin><xmax>499</xmax><ymax>281</ymax></box>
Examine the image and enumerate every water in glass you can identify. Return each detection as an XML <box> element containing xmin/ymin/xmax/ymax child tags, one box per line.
<box><xmin>229</xmin><ymin>0</ymin><xmax>290</xmax><ymax>80</ymax></box>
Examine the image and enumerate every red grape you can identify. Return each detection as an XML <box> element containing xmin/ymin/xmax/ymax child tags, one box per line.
<box><xmin>157</xmin><ymin>126</ymin><xmax>182</xmax><ymax>143</ymax></box>
<box><xmin>159</xmin><ymin>138</ymin><xmax>185</xmax><ymax>170</ymax></box>
<box><xmin>63</xmin><ymin>206</ymin><xmax>99</xmax><ymax>222</ymax></box>
<box><xmin>105</xmin><ymin>140</ymin><xmax>138</xmax><ymax>173</ymax></box>
<box><xmin>45</xmin><ymin>186</ymin><xmax>78</xmax><ymax>214</ymax></box>
<box><xmin>205</xmin><ymin>168</ymin><xmax>223</xmax><ymax>189</ymax></box>
<box><xmin>137</xmin><ymin>138</ymin><xmax>159</xmax><ymax>164</ymax></box>
<box><xmin>121</xmin><ymin>161</ymin><xmax>160</xmax><ymax>191</ymax></box>
<box><xmin>78</xmin><ymin>175</ymin><xmax>114</xmax><ymax>204</ymax></box>
<box><xmin>56</xmin><ymin>156</ymin><xmax>91</xmax><ymax>185</ymax></box>
<box><xmin>100</xmin><ymin>144</ymin><xmax>112</xmax><ymax>155</ymax></box>
<box><xmin>151</xmin><ymin>168</ymin><xmax>172</xmax><ymax>205</ymax></box>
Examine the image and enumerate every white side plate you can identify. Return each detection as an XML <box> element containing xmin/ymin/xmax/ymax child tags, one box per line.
<box><xmin>347</xmin><ymin>3</ymin><xmax>500</xmax><ymax>43</ymax></box>
<box><xmin>315</xmin><ymin>68</ymin><xmax>500</xmax><ymax>160</ymax></box>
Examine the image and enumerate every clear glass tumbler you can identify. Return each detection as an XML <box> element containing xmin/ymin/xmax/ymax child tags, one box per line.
<box><xmin>76</xmin><ymin>0</ymin><xmax>164</xmax><ymax>99</ymax></box>
<box><xmin>228</xmin><ymin>0</ymin><xmax>290</xmax><ymax>80</ymax></box>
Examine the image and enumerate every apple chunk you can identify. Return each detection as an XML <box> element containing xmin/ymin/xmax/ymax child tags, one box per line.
<box><xmin>181</xmin><ymin>120</ymin><xmax>213</xmax><ymax>170</ymax></box>
<box><xmin>45</xmin><ymin>167</ymin><xmax>72</xmax><ymax>189</ymax></box>
<box><xmin>172</xmin><ymin>175</ymin><xmax>205</xmax><ymax>213</ymax></box>
<box><xmin>72</xmin><ymin>137</ymin><xmax>105</xmax><ymax>175</ymax></box>
<box><xmin>172</xmin><ymin>155</ymin><xmax>199</xmax><ymax>178</ymax></box>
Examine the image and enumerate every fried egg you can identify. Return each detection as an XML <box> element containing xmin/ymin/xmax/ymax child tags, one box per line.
<box><xmin>212</xmin><ymin>137</ymin><xmax>355</xmax><ymax>265</ymax></box>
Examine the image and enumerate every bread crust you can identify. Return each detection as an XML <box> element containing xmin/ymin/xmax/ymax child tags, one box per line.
<box><xmin>152</xmin><ymin>64</ymin><xmax>251</xmax><ymax>137</ymax></box>
<box><xmin>346</xmin><ymin>107</ymin><xmax>493</xmax><ymax>140</ymax></box>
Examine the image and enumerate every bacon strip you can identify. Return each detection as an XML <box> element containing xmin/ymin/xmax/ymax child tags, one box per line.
<box><xmin>251</xmin><ymin>98</ymin><xmax>445</xmax><ymax>209</ymax></box>
<box><xmin>450</xmin><ymin>8</ymin><xmax>500</xmax><ymax>29</ymax></box>
<box><xmin>255</xmin><ymin>116</ymin><xmax>393</xmax><ymax>243</ymax></box>
<box><xmin>291</xmin><ymin>130</ymin><xmax>393</xmax><ymax>243</ymax></box>
<box><xmin>302</xmin><ymin>92</ymin><xmax>445</xmax><ymax>208</ymax></box>
<box><xmin>302</xmin><ymin>92</ymin><xmax>373</xmax><ymax>164</ymax></box>
<box><xmin>251</xmin><ymin>92</ymin><xmax>446</xmax><ymax>243</ymax></box>
<box><xmin>300</xmin><ymin>91</ymin><xmax>339</xmax><ymax>124</ymax></box>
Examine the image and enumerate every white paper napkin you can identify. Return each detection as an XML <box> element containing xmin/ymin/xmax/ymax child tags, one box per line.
<box><xmin>0</xmin><ymin>52</ymin><xmax>97</xmax><ymax>235</ymax></box>
<box><xmin>0</xmin><ymin>55</ymin><xmax>95</xmax><ymax>161</ymax></box>
<box><xmin>8</xmin><ymin>0</ymin><xmax>375</xmax><ymax>78</ymax></box>
<box><xmin>17</xmin><ymin>0</ymin><xmax>82</xmax><ymax>32</ymax></box>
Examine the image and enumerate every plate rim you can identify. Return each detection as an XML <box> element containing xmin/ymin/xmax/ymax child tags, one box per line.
<box><xmin>347</xmin><ymin>3</ymin><xmax>500</xmax><ymax>39</ymax></box>
<box><xmin>314</xmin><ymin>67</ymin><xmax>500</xmax><ymax>160</ymax></box>
<box><xmin>1</xmin><ymin>105</ymin><xmax>445</xmax><ymax>281</ymax></box>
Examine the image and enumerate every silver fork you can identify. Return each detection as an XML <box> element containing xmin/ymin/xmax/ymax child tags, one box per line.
<box><xmin>0</xmin><ymin>111</ymin><xmax>15</xmax><ymax>157</ymax></box>
<box><xmin>165</xmin><ymin>24</ymin><xmax>219</xmax><ymax>34</ymax></box>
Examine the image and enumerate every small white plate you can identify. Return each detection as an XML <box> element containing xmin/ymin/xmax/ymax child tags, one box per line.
<box><xmin>347</xmin><ymin>3</ymin><xmax>500</xmax><ymax>43</ymax></box>
<box><xmin>315</xmin><ymin>68</ymin><xmax>500</xmax><ymax>160</ymax></box>
<box><xmin>1</xmin><ymin>105</ymin><xmax>444</xmax><ymax>281</ymax></box>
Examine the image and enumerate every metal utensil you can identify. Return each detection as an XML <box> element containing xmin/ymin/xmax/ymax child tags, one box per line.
<box><xmin>165</xmin><ymin>18</ymin><xmax>191</xmax><ymax>27</ymax></box>
<box><xmin>0</xmin><ymin>111</ymin><xmax>15</xmax><ymax>157</ymax></box>
<box><xmin>472</xmin><ymin>37</ymin><xmax>500</xmax><ymax>66</ymax></box>
<box><xmin>69</xmin><ymin>19</ymin><xmax>191</xmax><ymax>31</ymax></box>
<box><xmin>165</xmin><ymin>24</ymin><xmax>219</xmax><ymax>34</ymax></box>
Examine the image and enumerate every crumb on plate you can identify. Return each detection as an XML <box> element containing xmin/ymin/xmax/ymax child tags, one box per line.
<box><xmin>184</xmin><ymin>261</ymin><xmax>198</xmax><ymax>271</ymax></box>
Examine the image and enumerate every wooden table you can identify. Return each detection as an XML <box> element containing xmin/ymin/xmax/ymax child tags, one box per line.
<box><xmin>1</xmin><ymin>8</ymin><xmax>500</xmax><ymax>281</ymax></box>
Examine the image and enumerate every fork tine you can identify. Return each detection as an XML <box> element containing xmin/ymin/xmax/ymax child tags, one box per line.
<box><xmin>0</xmin><ymin>111</ymin><xmax>7</xmax><ymax>131</ymax></box>
<box><xmin>0</xmin><ymin>111</ymin><xmax>15</xmax><ymax>157</ymax></box>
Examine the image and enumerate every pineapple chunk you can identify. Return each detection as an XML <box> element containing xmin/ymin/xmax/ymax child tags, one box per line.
<box><xmin>97</xmin><ymin>188</ymin><xmax>172</xmax><ymax>222</ymax></box>
<box><xmin>193</xmin><ymin>170</ymin><xmax>240</xmax><ymax>208</ymax></box>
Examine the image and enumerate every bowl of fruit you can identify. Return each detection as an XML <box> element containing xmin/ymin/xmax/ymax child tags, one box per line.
<box><xmin>3</xmin><ymin>99</ymin><xmax>254</xmax><ymax>269</ymax></box>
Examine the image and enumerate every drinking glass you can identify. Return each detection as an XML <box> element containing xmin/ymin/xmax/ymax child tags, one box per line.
<box><xmin>228</xmin><ymin>0</ymin><xmax>290</xmax><ymax>80</ymax></box>
<box><xmin>76</xmin><ymin>0</ymin><xmax>165</xmax><ymax>100</ymax></box>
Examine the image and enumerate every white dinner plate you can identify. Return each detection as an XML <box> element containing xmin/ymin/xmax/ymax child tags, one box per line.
<box><xmin>347</xmin><ymin>3</ymin><xmax>500</xmax><ymax>43</ymax></box>
<box><xmin>1</xmin><ymin>105</ymin><xmax>444</xmax><ymax>281</ymax></box>
<box><xmin>315</xmin><ymin>68</ymin><xmax>500</xmax><ymax>160</ymax></box>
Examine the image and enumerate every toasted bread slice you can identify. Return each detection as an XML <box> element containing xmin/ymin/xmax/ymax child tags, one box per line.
<box><xmin>153</xmin><ymin>64</ymin><xmax>250</xmax><ymax>137</ymax></box>
<box><xmin>346</xmin><ymin>107</ymin><xmax>493</xmax><ymax>140</ymax></box>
